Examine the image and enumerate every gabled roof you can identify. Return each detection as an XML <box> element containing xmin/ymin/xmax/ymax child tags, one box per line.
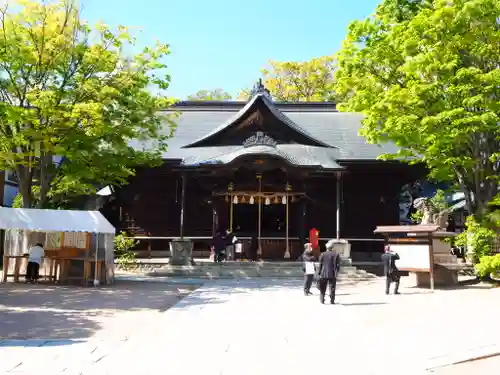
<box><xmin>183</xmin><ymin>93</ymin><xmax>332</xmax><ymax>148</ymax></box>
<box><xmin>129</xmin><ymin>81</ymin><xmax>400</xmax><ymax>165</ymax></box>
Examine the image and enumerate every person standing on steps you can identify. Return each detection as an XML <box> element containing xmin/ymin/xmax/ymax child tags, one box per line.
<box><xmin>317</xmin><ymin>242</ymin><xmax>341</xmax><ymax>304</ymax></box>
<box><xmin>381</xmin><ymin>245</ymin><xmax>401</xmax><ymax>295</ymax></box>
<box><xmin>248</xmin><ymin>235</ymin><xmax>259</xmax><ymax>262</ymax></box>
<box><xmin>302</xmin><ymin>243</ymin><xmax>316</xmax><ymax>296</ymax></box>
<box><xmin>211</xmin><ymin>229</ymin><xmax>226</xmax><ymax>263</ymax></box>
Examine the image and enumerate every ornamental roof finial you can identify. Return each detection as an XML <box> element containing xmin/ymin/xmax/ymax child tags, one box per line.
<box><xmin>250</xmin><ymin>79</ymin><xmax>272</xmax><ymax>100</ymax></box>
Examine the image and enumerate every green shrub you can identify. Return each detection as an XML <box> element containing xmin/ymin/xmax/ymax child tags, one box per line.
<box><xmin>114</xmin><ymin>231</ymin><xmax>138</xmax><ymax>270</ymax></box>
<box><xmin>455</xmin><ymin>216</ymin><xmax>497</xmax><ymax>264</ymax></box>
<box><xmin>12</xmin><ymin>193</ymin><xmax>23</xmax><ymax>208</ymax></box>
<box><xmin>475</xmin><ymin>254</ymin><xmax>500</xmax><ymax>280</ymax></box>
<box><xmin>411</xmin><ymin>210</ymin><xmax>423</xmax><ymax>224</ymax></box>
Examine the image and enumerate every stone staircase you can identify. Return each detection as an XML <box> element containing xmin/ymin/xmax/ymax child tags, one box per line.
<box><xmin>141</xmin><ymin>261</ymin><xmax>379</xmax><ymax>281</ymax></box>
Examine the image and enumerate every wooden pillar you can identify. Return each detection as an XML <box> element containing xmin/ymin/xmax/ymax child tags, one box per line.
<box><xmin>179</xmin><ymin>174</ymin><xmax>186</xmax><ymax>238</ymax></box>
<box><xmin>212</xmin><ymin>205</ymin><xmax>217</xmax><ymax>237</ymax></box>
<box><xmin>228</xmin><ymin>183</ymin><xmax>234</xmax><ymax>232</ymax></box>
<box><xmin>284</xmin><ymin>183</ymin><xmax>291</xmax><ymax>259</ymax></box>
<box><xmin>336</xmin><ymin>172</ymin><xmax>342</xmax><ymax>240</ymax></box>
<box><xmin>257</xmin><ymin>174</ymin><xmax>262</xmax><ymax>257</ymax></box>
<box><xmin>2</xmin><ymin>255</ymin><xmax>9</xmax><ymax>282</ymax></box>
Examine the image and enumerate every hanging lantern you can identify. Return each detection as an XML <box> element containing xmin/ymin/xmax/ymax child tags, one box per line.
<box><xmin>265</xmin><ymin>197</ymin><xmax>271</xmax><ymax>205</ymax></box>
<box><xmin>282</xmin><ymin>195</ymin><xmax>287</xmax><ymax>205</ymax></box>
<box><xmin>240</xmin><ymin>196</ymin><xmax>246</xmax><ymax>204</ymax></box>
<box><xmin>233</xmin><ymin>195</ymin><xmax>238</xmax><ymax>204</ymax></box>
<box><xmin>225</xmin><ymin>195</ymin><xmax>229</xmax><ymax>202</ymax></box>
<box><xmin>249</xmin><ymin>196</ymin><xmax>255</xmax><ymax>204</ymax></box>
<box><xmin>274</xmin><ymin>196</ymin><xmax>280</xmax><ymax>204</ymax></box>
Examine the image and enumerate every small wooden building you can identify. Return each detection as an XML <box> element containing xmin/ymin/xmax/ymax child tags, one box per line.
<box><xmin>101</xmin><ymin>82</ymin><xmax>424</xmax><ymax>260</ymax></box>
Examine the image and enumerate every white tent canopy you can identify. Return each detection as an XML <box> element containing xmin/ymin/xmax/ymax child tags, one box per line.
<box><xmin>0</xmin><ymin>207</ymin><xmax>115</xmax><ymax>234</ymax></box>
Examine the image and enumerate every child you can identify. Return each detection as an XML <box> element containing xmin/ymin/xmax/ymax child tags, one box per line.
<box><xmin>26</xmin><ymin>243</ymin><xmax>44</xmax><ymax>283</ymax></box>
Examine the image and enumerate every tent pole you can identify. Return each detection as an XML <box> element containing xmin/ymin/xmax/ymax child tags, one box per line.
<box><xmin>94</xmin><ymin>234</ymin><xmax>99</xmax><ymax>286</ymax></box>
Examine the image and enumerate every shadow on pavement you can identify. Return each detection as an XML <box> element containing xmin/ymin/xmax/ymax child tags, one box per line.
<box><xmin>169</xmin><ymin>278</ymin><xmax>378</xmax><ymax>312</ymax></box>
<box><xmin>0</xmin><ymin>338</ymin><xmax>85</xmax><ymax>348</ymax></box>
<box><xmin>340</xmin><ymin>302</ymin><xmax>387</xmax><ymax>306</ymax></box>
<box><xmin>0</xmin><ymin>308</ymin><xmax>101</xmax><ymax>341</ymax></box>
<box><xmin>0</xmin><ymin>280</ymin><xmax>199</xmax><ymax>343</ymax></box>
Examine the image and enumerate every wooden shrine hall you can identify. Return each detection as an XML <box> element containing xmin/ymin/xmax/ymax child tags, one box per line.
<box><xmin>101</xmin><ymin>81</ymin><xmax>424</xmax><ymax>260</ymax></box>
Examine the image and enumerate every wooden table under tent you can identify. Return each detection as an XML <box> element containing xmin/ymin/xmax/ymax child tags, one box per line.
<box><xmin>0</xmin><ymin>207</ymin><xmax>116</xmax><ymax>286</ymax></box>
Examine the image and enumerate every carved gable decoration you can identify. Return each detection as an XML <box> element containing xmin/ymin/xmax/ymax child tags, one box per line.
<box><xmin>243</xmin><ymin>132</ymin><xmax>277</xmax><ymax>148</ymax></box>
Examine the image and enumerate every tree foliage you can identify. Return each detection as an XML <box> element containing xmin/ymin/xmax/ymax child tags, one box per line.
<box><xmin>0</xmin><ymin>0</ymin><xmax>176</xmax><ymax>208</ymax></box>
<box><xmin>335</xmin><ymin>0</ymin><xmax>500</xmax><ymax>218</ymax></box>
<box><xmin>238</xmin><ymin>55</ymin><xmax>337</xmax><ymax>102</ymax></box>
<box><xmin>187</xmin><ymin>88</ymin><xmax>232</xmax><ymax>101</ymax></box>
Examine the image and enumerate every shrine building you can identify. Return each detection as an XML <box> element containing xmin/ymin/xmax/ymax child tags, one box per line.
<box><xmin>101</xmin><ymin>82</ymin><xmax>424</xmax><ymax>261</ymax></box>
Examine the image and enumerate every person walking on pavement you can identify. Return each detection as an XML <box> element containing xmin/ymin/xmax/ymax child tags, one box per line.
<box><xmin>381</xmin><ymin>245</ymin><xmax>401</xmax><ymax>295</ymax></box>
<box><xmin>317</xmin><ymin>241</ymin><xmax>341</xmax><ymax>304</ymax></box>
<box><xmin>302</xmin><ymin>243</ymin><xmax>316</xmax><ymax>296</ymax></box>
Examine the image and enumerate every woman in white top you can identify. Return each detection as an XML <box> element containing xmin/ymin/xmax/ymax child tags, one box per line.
<box><xmin>26</xmin><ymin>243</ymin><xmax>44</xmax><ymax>283</ymax></box>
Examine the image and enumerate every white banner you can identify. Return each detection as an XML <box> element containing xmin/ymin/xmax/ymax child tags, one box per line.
<box><xmin>392</xmin><ymin>244</ymin><xmax>430</xmax><ymax>272</ymax></box>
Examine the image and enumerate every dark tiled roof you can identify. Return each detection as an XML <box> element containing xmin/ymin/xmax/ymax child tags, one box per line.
<box><xmin>182</xmin><ymin>144</ymin><xmax>344</xmax><ymax>170</ymax></box>
<box><xmin>184</xmin><ymin>93</ymin><xmax>331</xmax><ymax>148</ymax></box>
<box><xmin>129</xmin><ymin>99</ymin><xmax>399</xmax><ymax>166</ymax></box>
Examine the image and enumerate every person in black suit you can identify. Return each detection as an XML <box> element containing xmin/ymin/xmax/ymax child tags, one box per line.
<box><xmin>211</xmin><ymin>229</ymin><xmax>226</xmax><ymax>263</ymax></box>
<box><xmin>317</xmin><ymin>245</ymin><xmax>341</xmax><ymax>304</ymax></box>
<box><xmin>381</xmin><ymin>245</ymin><xmax>401</xmax><ymax>295</ymax></box>
<box><xmin>248</xmin><ymin>236</ymin><xmax>258</xmax><ymax>261</ymax></box>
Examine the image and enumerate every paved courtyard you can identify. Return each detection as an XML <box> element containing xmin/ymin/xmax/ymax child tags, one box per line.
<box><xmin>1</xmin><ymin>278</ymin><xmax>499</xmax><ymax>374</ymax></box>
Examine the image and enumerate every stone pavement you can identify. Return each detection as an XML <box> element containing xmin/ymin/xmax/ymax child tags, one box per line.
<box><xmin>1</xmin><ymin>278</ymin><xmax>500</xmax><ymax>374</ymax></box>
<box><xmin>428</xmin><ymin>355</ymin><xmax>500</xmax><ymax>374</ymax></box>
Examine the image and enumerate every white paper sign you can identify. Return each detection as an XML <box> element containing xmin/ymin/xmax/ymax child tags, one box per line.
<box><xmin>305</xmin><ymin>262</ymin><xmax>315</xmax><ymax>275</ymax></box>
<box><xmin>235</xmin><ymin>243</ymin><xmax>242</xmax><ymax>253</ymax></box>
<box><xmin>391</xmin><ymin>244</ymin><xmax>431</xmax><ymax>272</ymax></box>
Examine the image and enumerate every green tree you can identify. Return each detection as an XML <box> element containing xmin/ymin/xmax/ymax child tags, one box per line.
<box><xmin>236</xmin><ymin>88</ymin><xmax>251</xmax><ymax>101</ymax></box>
<box><xmin>0</xmin><ymin>0</ymin><xmax>176</xmax><ymax>208</ymax></box>
<box><xmin>238</xmin><ymin>55</ymin><xmax>337</xmax><ymax>102</ymax></box>
<box><xmin>335</xmin><ymin>0</ymin><xmax>500</xmax><ymax>218</ymax></box>
<box><xmin>187</xmin><ymin>89</ymin><xmax>232</xmax><ymax>101</ymax></box>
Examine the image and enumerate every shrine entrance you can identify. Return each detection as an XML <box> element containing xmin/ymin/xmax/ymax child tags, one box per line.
<box><xmin>214</xmin><ymin>166</ymin><xmax>305</xmax><ymax>259</ymax></box>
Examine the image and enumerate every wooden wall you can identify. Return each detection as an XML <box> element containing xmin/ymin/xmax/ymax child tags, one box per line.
<box><xmin>102</xmin><ymin>162</ymin><xmax>423</xmax><ymax>255</ymax></box>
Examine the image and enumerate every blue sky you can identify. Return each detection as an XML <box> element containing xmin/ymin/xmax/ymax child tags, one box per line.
<box><xmin>81</xmin><ymin>0</ymin><xmax>381</xmax><ymax>99</ymax></box>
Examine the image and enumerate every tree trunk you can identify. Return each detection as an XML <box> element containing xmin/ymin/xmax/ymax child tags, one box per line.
<box><xmin>463</xmin><ymin>180</ymin><xmax>498</xmax><ymax>219</ymax></box>
<box><xmin>16</xmin><ymin>165</ymin><xmax>33</xmax><ymax>208</ymax></box>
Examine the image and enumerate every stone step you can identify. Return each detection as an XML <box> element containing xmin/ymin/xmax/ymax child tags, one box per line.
<box><xmin>142</xmin><ymin>264</ymin><xmax>378</xmax><ymax>280</ymax></box>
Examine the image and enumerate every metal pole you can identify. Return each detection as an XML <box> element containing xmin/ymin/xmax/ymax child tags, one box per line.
<box><xmin>257</xmin><ymin>174</ymin><xmax>262</xmax><ymax>257</ymax></box>
<box><xmin>94</xmin><ymin>234</ymin><xmax>99</xmax><ymax>286</ymax></box>
<box><xmin>336</xmin><ymin>173</ymin><xmax>341</xmax><ymax>240</ymax></box>
<box><xmin>179</xmin><ymin>174</ymin><xmax>186</xmax><ymax>238</ymax></box>
<box><xmin>284</xmin><ymin>183</ymin><xmax>290</xmax><ymax>259</ymax></box>
<box><xmin>230</xmin><ymin>194</ymin><xmax>234</xmax><ymax>233</ymax></box>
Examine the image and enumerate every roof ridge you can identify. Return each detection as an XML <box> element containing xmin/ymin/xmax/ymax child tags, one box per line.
<box><xmin>182</xmin><ymin>93</ymin><xmax>333</xmax><ymax>148</ymax></box>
